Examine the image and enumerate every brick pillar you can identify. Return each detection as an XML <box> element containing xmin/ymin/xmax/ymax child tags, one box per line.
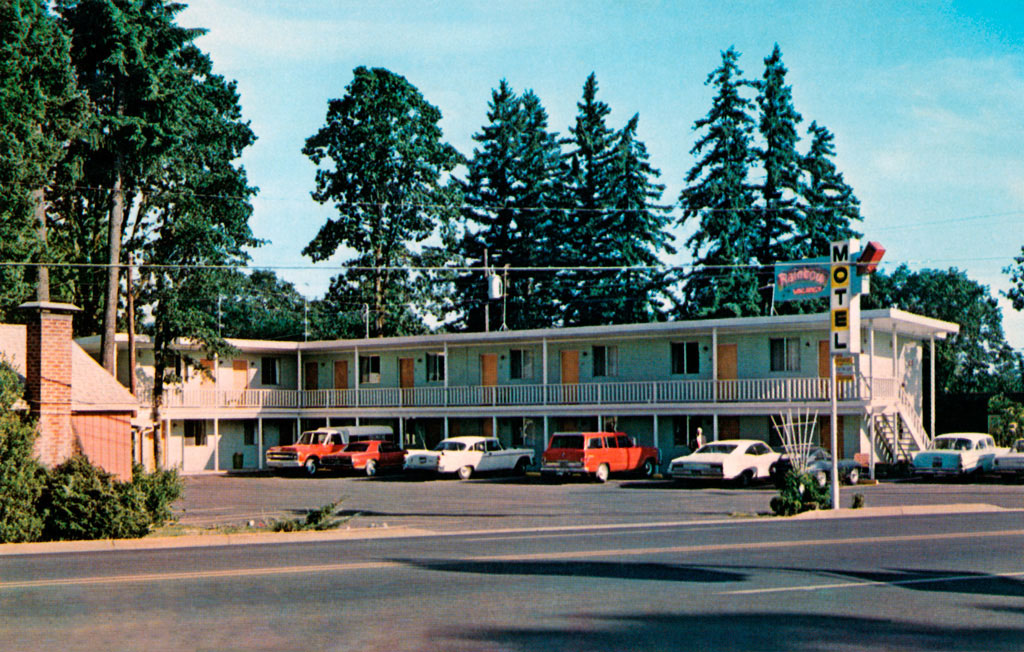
<box><xmin>20</xmin><ymin>301</ymin><xmax>81</xmax><ymax>467</ymax></box>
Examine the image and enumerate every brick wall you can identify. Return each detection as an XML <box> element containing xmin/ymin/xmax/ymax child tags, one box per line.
<box><xmin>25</xmin><ymin>308</ymin><xmax>76</xmax><ymax>467</ymax></box>
<box><xmin>72</xmin><ymin>412</ymin><xmax>133</xmax><ymax>481</ymax></box>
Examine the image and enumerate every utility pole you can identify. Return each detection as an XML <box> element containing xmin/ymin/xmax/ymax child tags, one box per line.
<box><xmin>127</xmin><ymin>255</ymin><xmax>137</xmax><ymax>396</ymax></box>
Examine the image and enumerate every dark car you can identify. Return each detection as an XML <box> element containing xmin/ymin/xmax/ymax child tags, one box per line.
<box><xmin>769</xmin><ymin>447</ymin><xmax>862</xmax><ymax>488</ymax></box>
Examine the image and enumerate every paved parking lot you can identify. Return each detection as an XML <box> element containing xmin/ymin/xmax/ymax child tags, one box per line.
<box><xmin>174</xmin><ymin>471</ymin><xmax>1024</xmax><ymax>531</ymax></box>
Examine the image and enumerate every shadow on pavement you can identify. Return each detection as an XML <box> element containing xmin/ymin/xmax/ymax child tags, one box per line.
<box><xmin>455</xmin><ymin>612</ymin><xmax>1024</xmax><ymax>651</ymax></box>
<box><xmin>396</xmin><ymin>559</ymin><xmax>746</xmax><ymax>583</ymax></box>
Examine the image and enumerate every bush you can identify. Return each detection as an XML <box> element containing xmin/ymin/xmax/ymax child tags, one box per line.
<box><xmin>40</xmin><ymin>455</ymin><xmax>153</xmax><ymax>540</ymax></box>
<box><xmin>770</xmin><ymin>470</ymin><xmax>832</xmax><ymax>516</ymax></box>
<box><xmin>132</xmin><ymin>463</ymin><xmax>183</xmax><ymax>527</ymax></box>
<box><xmin>270</xmin><ymin>499</ymin><xmax>350</xmax><ymax>532</ymax></box>
<box><xmin>0</xmin><ymin>360</ymin><xmax>47</xmax><ymax>543</ymax></box>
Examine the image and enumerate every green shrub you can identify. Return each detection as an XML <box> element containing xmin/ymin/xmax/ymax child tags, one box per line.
<box><xmin>40</xmin><ymin>455</ymin><xmax>152</xmax><ymax>540</ymax></box>
<box><xmin>852</xmin><ymin>493</ymin><xmax>866</xmax><ymax>509</ymax></box>
<box><xmin>270</xmin><ymin>499</ymin><xmax>350</xmax><ymax>532</ymax></box>
<box><xmin>770</xmin><ymin>470</ymin><xmax>832</xmax><ymax>516</ymax></box>
<box><xmin>132</xmin><ymin>463</ymin><xmax>183</xmax><ymax>527</ymax></box>
<box><xmin>0</xmin><ymin>360</ymin><xmax>46</xmax><ymax>543</ymax></box>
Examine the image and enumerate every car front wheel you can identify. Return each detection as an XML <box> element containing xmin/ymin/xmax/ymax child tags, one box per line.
<box><xmin>365</xmin><ymin>459</ymin><xmax>377</xmax><ymax>477</ymax></box>
<box><xmin>640</xmin><ymin>459</ymin><xmax>656</xmax><ymax>478</ymax></box>
<box><xmin>304</xmin><ymin>457</ymin><xmax>318</xmax><ymax>477</ymax></box>
<box><xmin>845</xmin><ymin>468</ymin><xmax>860</xmax><ymax>485</ymax></box>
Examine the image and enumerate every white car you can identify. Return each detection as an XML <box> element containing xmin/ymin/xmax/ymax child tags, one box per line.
<box><xmin>403</xmin><ymin>436</ymin><xmax>534</xmax><ymax>480</ymax></box>
<box><xmin>669</xmin><ymin>439</ymin><xmax>780</xmax><ymax>486</ymax></box>
<box><xmin>912</xmin><ymin>432</ymin><xmax>1000</xmax><ymax>478</ymax></box>
<box><xmin>993</xmin><ymin>438</ymin><xmax>1024</xmax><ymax>478</ymax></box>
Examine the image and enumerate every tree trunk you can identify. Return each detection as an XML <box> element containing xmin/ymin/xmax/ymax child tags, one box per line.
<box><xmin>101</xmin><ymin>151</ymin><xmax>125</xmax><ymax>374</ymax></box>
<box><xmin>32</xmin><ymin>187</ymin><xmax>49</xmax><ymax>302</ymax></box>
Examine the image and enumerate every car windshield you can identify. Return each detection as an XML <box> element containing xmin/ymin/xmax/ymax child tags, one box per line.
<box><xmin>296</xmin><ymin>431</ymin><xmax>330</xmax><ymax>446</ymax></box>
<box><xmin>697</xmin><ymin>443</ymin><xmax>737</xmax><ymax>455</ymax></box>
<box><xmin>434</xmin><ymin>441</ymin><xmax>466</xmax><ymax>452</ymax></box>
<box><xmin>549</xmin><ymin>435</ymin><xmax>584</xmax><ymax>450</ymax></box>
<box><xmin>344</xmin><ymin>442</ymin><xmax>369</xmax><ymax>452</ymax></box>
<box><xmin>933</xmin><ymin>438</ymin><xmax>972</xmax><ymax>451</ymax></box>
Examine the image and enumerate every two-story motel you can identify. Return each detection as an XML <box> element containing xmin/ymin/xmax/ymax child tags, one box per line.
<box><xmin>78</xmin><ymin>308</ymin><xmax>959</xmax><ymax>475</ymax></box>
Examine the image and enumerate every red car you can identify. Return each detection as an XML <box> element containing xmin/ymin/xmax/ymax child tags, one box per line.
<box><xmin>320</xmin><ymin>440</ymin><xmax>407</xmax><ymax>476</ymax></box>
<box><xmin>540</xmin><ymin>431</ymin><xmax>660</xmax><ymax>482</ymax></box>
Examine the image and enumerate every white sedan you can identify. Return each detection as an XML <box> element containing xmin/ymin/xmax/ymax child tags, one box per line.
<box><xmin>403</xmin><ymin>436</ymin><xmax>534</xmax><ymax>480</ymax></box>
<box><xmin>912</xmin><ymin>432</ymin><xmax>1000</xmax><ymax>478</ymax></box>
<box><xmin>669</xmin><ymin>439</ymin><xmax>780</xmax><ymax>486</ymax></box>
<box><xmin>994</xmin><ymin>438</ymin><xmax>1024</xmax><ymax>478</ymax></box>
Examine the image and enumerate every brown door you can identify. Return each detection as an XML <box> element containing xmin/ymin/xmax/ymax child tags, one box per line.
<box><xmin>818</xmin><ymin>341</ymin><xmax>830</xmax><ymax>379</ymax></box>
<box><xmin>304</xmin><ymin>361</ymin><xmax>318</xmax><ymax>391</ymax></box>
<box><xmin>483</xmin><ymin>418</ymin><xmax>494</xmax><ymax>438</ymax></box>
<box><xmin>199</xmin><ymin>358</ymin><xmax>215</xmax><ymax>387</ymax></box>
<box><xmin>334</xmin><ymin>360</ymin><xmax>348</xmax><ymax>389</ymax></box>
<box><xmin>480</xmin><ymin>354</ymin><xmax>497</xmax><ymax>404</ymax></box>
<box><xmin>718</xmin><ymin>416</ymin><xmax>741</xmax><ymax>440</ymax></box>
<box><xmin>399</xmin><ymin>357</ymin><xmax>415</xmax><ymax>405</ymax></box>
<box><xmin>717</xmin><ymin>344</ymin><xmax>737</xmax><ymax>400</ymax></box>
<box><xmin>819</xmin><ymin>416</ymin><xmax>845</xmax><ymax>456</ymax></box>
<box><xmin>232</xmin><ymin>360</ymin><xmax>248</xmax><ymax>390</ymax></box>
<box><xmin>560</xmin><ymin>350</ymin><xmax>580</xmax><ymax>403</ymax></box>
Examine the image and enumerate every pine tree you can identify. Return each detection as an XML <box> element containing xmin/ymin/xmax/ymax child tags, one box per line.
<box><xmin>0</xmin><ymin>0</ymin><xmax>82</xmax><ymax>319</ymax></box>
<box><xmin>454</xmin><ymin>82</ymin><xmax>565</xmax><ymax>331</ymax></box>
<box><xmin>302</xmin><ymin>67</ymin><xmax>461</xmax><ymax>337</ymax></box>
<box><xmin>798</xmin><ymin>121</ymin><xmax>863</xmax><ymax>259</ymax></box>
<box><xmin>755</xmin><ymin>44</ymin><xmax>803</xmax><ymax>268</ymax></box>
<box><xmin>678</xmin><ymin>47</ymin><xmax>761</xmax><ymax>318</ymax></box>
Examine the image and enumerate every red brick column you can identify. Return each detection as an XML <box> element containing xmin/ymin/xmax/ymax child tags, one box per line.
<box><xmin>20</xmin><ymin>302</ymin><xmax>80</xmax><ymax>467</ymax></box>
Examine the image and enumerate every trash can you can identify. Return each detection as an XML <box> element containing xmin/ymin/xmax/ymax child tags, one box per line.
<box><xmin>232</xmin><ymin>452</ymin><xmax>244</xmax><ymax>469</ymax></box>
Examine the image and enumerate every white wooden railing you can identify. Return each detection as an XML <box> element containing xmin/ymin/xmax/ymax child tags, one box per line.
<box><xmin>144</xmin><ymin>376</ymin><xmax>885</xmax><ymax>410</ymax></box>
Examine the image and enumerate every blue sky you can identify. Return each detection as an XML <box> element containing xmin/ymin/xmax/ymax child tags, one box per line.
<box><xmin>178</xmin><ymin>1</ymin><xmax>1024</xmax><ymax>348</ymax></box>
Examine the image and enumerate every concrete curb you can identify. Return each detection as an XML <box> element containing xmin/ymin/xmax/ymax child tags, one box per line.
<box><xmin>1</xmin><ymin>503</ymin><xmax>1015</xmax><ymax>556</ymax></box>
<box><xmin>790</xmin><ymin>503</ymin><xmax>1011</xmax><ymax>520</ymax></box>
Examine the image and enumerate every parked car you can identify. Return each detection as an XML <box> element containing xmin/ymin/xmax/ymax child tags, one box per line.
<box><xmin>993</xmin><ymin>438</ymin><xmax>1024</xmax><ymax>479</ymax></box>
<box><xmin>320</xmin><ymin>440</ymin><xmax>407</xmax><ymax>476</ymax></box>
<box><xmin>912</xmin><ymin>432</ymin><xmax>1000</xmax><ymax>478</ymax></box>
<box><xmin>769</xmin><ymin>446</ymin><xmax>862</xmax><ymax>488</ymax></box>
<box><xmin>669</xmin><ymin>439</ymin><xmax>779</xmax><ymax>486</ymax></box>
<box><xmin>403</xmin><ymin>436</ymin><xmax>534</xmax><ymax>480</ymax></box>
<box><xmin>540</xmin><ymin>431</ymin><xmax>660</xmax><ymax>483</ymax></box>
<box><xmin>265</xmin><ymin>425</ymin><xmax>394</xmax><ymax>476</ymax></box>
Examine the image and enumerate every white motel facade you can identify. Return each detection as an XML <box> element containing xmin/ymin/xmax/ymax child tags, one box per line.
<box><xmin>78</xmin><ymin>308</ymin><xmax>959</xmax><ymax>475</ymax></box>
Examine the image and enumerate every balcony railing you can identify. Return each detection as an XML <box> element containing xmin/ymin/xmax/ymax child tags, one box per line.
<box><xmin>144</xmin><ymin>376</ymin><xmax>881</xmax><ymax>410</ymax></box>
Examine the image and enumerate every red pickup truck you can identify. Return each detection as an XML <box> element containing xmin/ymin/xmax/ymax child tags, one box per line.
<box><xmin>541</xmin><ymin>431</ymin><xmax>660</xmax><ymax>482</ymax></box>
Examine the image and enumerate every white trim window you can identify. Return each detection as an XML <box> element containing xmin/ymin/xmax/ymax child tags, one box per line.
<box><xmin>426</xmin><ymin>352</ymin><xmax>445</xmax><ymax>382</ymax></box>
<box><xmin>359</xmin><ymin>355</ymin><xmax>381</xmax><ymax>384</ymax></box>
<box><xmin>770</xmin><ymin>337</ymin><xmax>801</xmax><ymax>372</ymax></box>
<box><xmin>592</xmin><ymin>345</ymin><xmax>618</xmax><ymax>377</ymax></box>
<box><xmin>260</xmin><ymin>357</ymin><xmax>279</xmax><ymax>385</ymax></box>
<box><xmin>510</xmin><ymin>349</ymin><xmax>534</xmax><ymax>380</ymax></box>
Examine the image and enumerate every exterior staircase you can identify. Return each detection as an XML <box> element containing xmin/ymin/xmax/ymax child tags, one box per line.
<box><xmin>872</xmin><ymin>386</ymin><xmax>932</xmax><ymax>465</ymax></box>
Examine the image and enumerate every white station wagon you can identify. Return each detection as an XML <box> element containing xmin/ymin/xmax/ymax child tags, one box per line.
<box><xmin>403</xmin><ymin>436</ymin><xmax>534</xmax><ymax>480</ymax></box>
<box><xmin>669</xmin><ymin>439</ymin><xmax>780</xmax><ymax>486</ymax></box>
<box><xmin>912</xmin><ymin>432</ymin><xmax>1000</xmax><ymax>478</ymax></box>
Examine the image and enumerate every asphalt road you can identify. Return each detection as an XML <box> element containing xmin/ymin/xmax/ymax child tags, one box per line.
<box><xmin>173</xmin><ymin>471</ymin><xmax>1024</xmax><ymax>531</ymax></box>
<box><xmin>2</xmin><ymin>511</ymin><xmax>1024</xmax><ymax>651</ymax></box>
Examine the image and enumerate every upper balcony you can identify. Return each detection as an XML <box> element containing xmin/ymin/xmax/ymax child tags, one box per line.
<box><xmin>141</xmin><ymin>377</ymin><xmax>903</xmax><ymax>411</ymax></box>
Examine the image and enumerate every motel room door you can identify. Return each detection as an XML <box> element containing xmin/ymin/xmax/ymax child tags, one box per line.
<box><xmin>480</xmin><ymin>354</ymin><xmax>497</xmax><ymax>405</ymax></box>
<box><xmin>560</xmin><ymin>349</ymin><xmax>579</xmax><ymax>403</ymax></box>
<box><xmin>399</xmin><ymin>358</ymin><xmax>415</xmax><ymax>405</ymax></box>
<box><xmin>717</xmin><ymin>344</ymin><xmax>737</xmax><ymax>400</ymax></box>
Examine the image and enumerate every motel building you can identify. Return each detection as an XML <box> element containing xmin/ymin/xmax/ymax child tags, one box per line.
<box><xmin>78</xmin><ymin>307</ymin><xmax>958</xmax><ymax>475</ymax></box>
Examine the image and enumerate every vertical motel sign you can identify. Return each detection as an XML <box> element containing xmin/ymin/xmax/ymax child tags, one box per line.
<box><xmin>773</xmin><ymin>239</ymin><xmax>886</xmax><ymax>354</ymax></box>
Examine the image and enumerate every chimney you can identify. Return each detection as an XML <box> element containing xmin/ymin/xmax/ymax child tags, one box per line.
<box><xmin>19</xmin><ymin>301</ymin><xmax>81</xmax><ymax>467</ymax></box>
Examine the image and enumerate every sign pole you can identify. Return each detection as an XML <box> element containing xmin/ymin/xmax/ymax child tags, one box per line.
<box><xmin>830</xmin><ymin>354</ymin><xmax>840</xmax><ymax>510</ymax></box>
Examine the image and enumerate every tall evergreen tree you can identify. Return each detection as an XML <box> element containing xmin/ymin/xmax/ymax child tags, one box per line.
<box><xmin>755</xmin><ymin>44</ymin><xmax>803</xmax><ymax>268</ymax></box>
<box><xmin>454</xmin><ymin>82</ymin><xmax>565</xmax><ymax>331</ymax></box>
<box><xmin>302</xmin><ymin>67</ymin><xmax>461</xmax><ymax>337</ymax></box>
<box><xmin>797</xmin><ymin>121</ymin><xmax>863</xmax><ymax>259</ymax></box>
<box><xmin>0</xmin><ymin>0</ymin><xmax>82</xmax><ymax>319</ymax></box>
<box><xmin>55</xmin><ymin>0</ymin><xmax>199</xmax><ymax>369</ymax></box>
<box><xmin>678</xmin><ymin>47</ymin><xmax>761</xmax><ymax>318</ymax></box>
